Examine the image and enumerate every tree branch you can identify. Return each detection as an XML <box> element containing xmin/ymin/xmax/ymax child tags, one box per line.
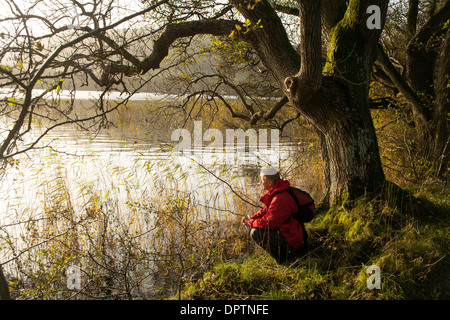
<box><xmin>406</xmin><ymin>0</ymin><xmax>419</xmax><ymax>37</ymax></box>
<box><xmin>285</xmin><ymin>0</ymin><xmax>322</xmax><ymax>104</ymax></box>
<box><xmin>406</xmin><ymin>0</ymin><xmax>450</xmax><ymax>98</ymax></box>
<box><xmin>229</xmin><ymin>0</ymin><xmax>300</xmax><ymax>88</ymax></box>
<box><xmin>376</xmin><ymin>43</ymin><xmax>429</xmax><ymax>127</ymax></box>
<box><xmin>250</xmin><ymin>95</ymin><xmax>289</xmax><ymax>125</ymax></box>
<box><xmin>272</xmin><ymin>3</ymin><xmax>299</xmax><ymax>16</ymax></box>
<box><xmin>139</xmin><ymin>19</ymin><xmax>238</xmax><ymax>74</ymax></box>
<box><xmin>0</xmin><ymin>0</ymin><xmax>169</xmax><ymax>159</ymax></box>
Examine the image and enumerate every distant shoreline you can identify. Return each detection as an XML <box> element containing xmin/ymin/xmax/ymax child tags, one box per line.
<box><xmin>0</xmin><ymin>87</ymin><xmax>282</xmax><ymax>103</ymax></box>
<box><xmin>0</xmin><ymin>87</ymin><xmax>182</xmax><ymax>102</ymax></box>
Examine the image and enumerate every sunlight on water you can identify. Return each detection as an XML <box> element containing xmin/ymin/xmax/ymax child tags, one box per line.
<box><xmin>0</xmin><ymin>122</ymin><xmax>299</xmax><ymax>225</ymax></box>
<box><xmin>0</xmin><ymin>108</ymin><xmax>307</xmax><ymax>299</ymax></box>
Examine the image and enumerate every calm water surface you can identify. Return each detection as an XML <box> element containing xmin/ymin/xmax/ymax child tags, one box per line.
<box><xmin>0</xmin><ymin>119</ymin><xmax>301</xmax><ymax>226</ymax></box>
<box><xmin>0</xmin><ymin>100</ymin><xmax>306</xmax><ymax>298</ymax></box>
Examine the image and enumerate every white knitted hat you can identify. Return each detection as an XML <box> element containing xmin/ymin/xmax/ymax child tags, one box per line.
<box><xmin>260</xmin><ymin>166</ymin><xmax>278</xmax><ymax>175</ymax></box>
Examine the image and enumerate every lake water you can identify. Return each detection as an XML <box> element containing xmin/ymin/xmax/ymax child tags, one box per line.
<box><xmin>0</xmin><ymin>119</ymin><xmax>301</xmax><ymax>224</ymax></box>
<box><xmin>0</xmin><ymin>96</ymin><xmax>307</xmax><ymax>298</ymax></box>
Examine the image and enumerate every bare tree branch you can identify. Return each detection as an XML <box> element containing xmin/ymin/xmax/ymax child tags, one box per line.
<box><xmin>376</xmin><ymin>43</ymin><xmax>429</xmax><ymax>128</ymax></box>
<box><xmin>0</xmin><ymin>0</ymin><xmax>169</xmax><ymax>160</ymax></box>
<box><xmin>139</xmin><ymin>19</ymin><xmax>239</xmax><ymax>74</ymax></box>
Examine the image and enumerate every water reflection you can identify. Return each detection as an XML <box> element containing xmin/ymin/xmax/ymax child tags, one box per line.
<box><xmin>0</xmin><ymin>114</ymin><xmax>306</xmax><ymax>299</ymax></box>
<box><xmin>0</xmin><ymin>123</ymin><xmax>300</xmax><ymax>223</ymax></box>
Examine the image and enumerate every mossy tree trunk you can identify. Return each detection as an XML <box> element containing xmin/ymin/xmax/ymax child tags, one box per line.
<box><xmin>295</xmin><ymin>78</ymin><xmax>386</xmax><ymax>205</ymax></box>
<box><xmin>315</xmin><ymin>0</ymin><xmax>387</xmax><ymax>204</ymax></box>
<box><xmin>233</xmin><ymin>0</ymin><xmax>388</xmax><ymax>206</ymax></box>
<box><xmin>408</xmin><ymin>0</ymin><xmax>450</xmax><ymax>177</ymax></box>
<box><xmin>386</xmin><ymin>0</ymin><xmax>450</xmax><ymax>177</ymax></box>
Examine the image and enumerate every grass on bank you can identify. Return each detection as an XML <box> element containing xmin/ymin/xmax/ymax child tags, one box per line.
<box><xmin>178</xmin><ymin>182</ymin><xmax>449</xmax><ymax>300</ymax></box>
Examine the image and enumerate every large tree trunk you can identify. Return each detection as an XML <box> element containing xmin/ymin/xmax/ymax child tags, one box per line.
<box><xmin>298</xmin><ymin>79</ymin><xmax>385</xmax><ymax>204</ymax></box>
<box><xmin>433</xmin><ymin>26</ymin><xmax>450</xmax><ymax>176</ymax></box>
<box><xmin>294</xmin><ymin>0</ymin><xmax>387</xmax><ymax>205</ymax></box>
<box><xmin>233</xmin><ymin>0</ymin><xmax>388</xmax><ymax>206</ymax></box>
<box><xmin>128</xmin><ymin>0</ymin><xmax>389</xmax><ymax>207</ymax></box>
<box><xmin>402</xmin><ymin>0</ymin><xmax>450</xmax><ymax>176</ymax></box>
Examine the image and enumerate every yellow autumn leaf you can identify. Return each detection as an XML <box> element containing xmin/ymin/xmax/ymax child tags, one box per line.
<box><xmin>256</xmin><ymin>19</ymin><xmax>263</xmax><ymax>28</ymax></box>
<box><xmin>7</xmin><ymin>97</ymin><xmax>16</xmax><ymax>107</ymax></box>
<box><xmin>0</xmin><ymin>64</ymin><xmax>10</xmax><ymax>72</ymax></box>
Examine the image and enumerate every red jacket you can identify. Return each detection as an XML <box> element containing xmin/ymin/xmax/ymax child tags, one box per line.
<box><xmin>249</xmin><ymin>179</ymin><xmax>304</xmax><ymax>249</ymax></box>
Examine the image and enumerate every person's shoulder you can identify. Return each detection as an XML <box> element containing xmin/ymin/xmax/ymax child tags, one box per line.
<box><xmin>272</xmin><ymin>189</ymin><xmax>292</xmax><ymax>201</ymax></box>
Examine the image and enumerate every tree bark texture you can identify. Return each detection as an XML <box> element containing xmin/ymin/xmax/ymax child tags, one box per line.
<box><xmin>434</xmin><ymin>26</ymin><xmax>450</xmax><ymax>176</ymax></box>
<box><xmin>229</xmin><ymin>0</ymin><xmax>388</xmax><ymax>205</ymax></box>
<box><xmin>299</xmin><ymin>79</ymin><xmax>385</xmax><ymax>204</ymax></box>
<box><xmin>296</xmin><ymin>0</ymin><xmax>387</xmax><ymax>203</ymax></box>
<box><xmin>390</xmin><ymin>0</ymin><xmax>450</xmax><ymax>175</ymax></box>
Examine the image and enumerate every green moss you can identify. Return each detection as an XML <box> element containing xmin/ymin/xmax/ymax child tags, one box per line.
<box><xmin>324</xmin><ymin>0</ymin><xmax>372</xmax><ymax>110</ymax></box>
<box><xmin>177</xmin><ymin>183</ymin><xmax>449</xmax><ymax>300</ymax></box>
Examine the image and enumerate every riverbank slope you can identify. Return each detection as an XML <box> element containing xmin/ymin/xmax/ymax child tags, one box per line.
<box><xmin>177</xmin><ymin>182</ymin><xmax>449</xmax><ymax>300</ymax></box>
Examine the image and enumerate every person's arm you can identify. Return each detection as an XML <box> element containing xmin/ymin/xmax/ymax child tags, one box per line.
<box><xmin>249</xmin><ymin>195</ymin><xmax>292</xmax><ymax>229</ymax></box>
<box><xmin>250</xmin><ymin>206</ymin><xmax>266</xmax><ymax>220</ymax></box>
<box><xmin>242</xmin><ymin>206</ymin><xmax>266</xmax><ymax>228</ymax></box>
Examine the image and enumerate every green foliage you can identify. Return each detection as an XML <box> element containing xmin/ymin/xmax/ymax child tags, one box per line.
<box><xmin>324</xmin><ymin>1</ymin><xmax>373</xmax><ymax>110</ymax></box>
<box><xmin>373</xmin><ymin>106</ymin><xmax>449</xmax><ymax>183</ymax></box>
<box><xmin>180</xmin><ymin>253</ymin><xmax>330</xmax><ymax>300</ymax></box>
<box><xmin>179</xmin><ymin>182</ymin><xmax>449</xmax><ymax>300</ymax></box>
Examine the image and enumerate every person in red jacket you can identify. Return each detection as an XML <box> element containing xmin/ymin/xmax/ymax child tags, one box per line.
<box><xmin>242</xmin><ymin>166</ymin><xmax>306</xmax><ymax>264</ymax></box>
